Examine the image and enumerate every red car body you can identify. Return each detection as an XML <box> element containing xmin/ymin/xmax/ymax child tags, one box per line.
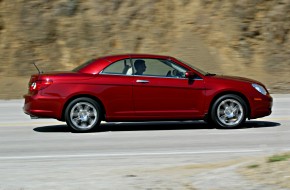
<box><xmin>23</xmin><ymin>54</ymin><xmax>272</xmax><ymax>132</ymax></box>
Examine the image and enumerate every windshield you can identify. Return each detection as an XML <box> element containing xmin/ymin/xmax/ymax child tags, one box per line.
<box><xmin>72</xmin><ymin>59</ymin><xmax>96</xmax><ymax>72</ymax></box>
<box><xmin>177</xmin><ymin>59</ymin><xmax>208</xmax><ymax>75</ymax></box>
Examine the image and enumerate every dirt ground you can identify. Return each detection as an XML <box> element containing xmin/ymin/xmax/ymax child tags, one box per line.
<box><xmin>239</xmin><ymin>154</ymin><xmax>290</xmax><ymax>189</ymax></box>
<box><xmin>144</xmin><ymin>153</ymin><xmax>290</xmax><ymax>189</ymax></box>
<box><xmin>0</xmin><ymin>76</ymin><xmax>29</xmax><ymax>99</ymax></box>
<box><xmin>106</xmin><ymin>154</ymin><xmax>290</xmax><ymax>189</ymax></box>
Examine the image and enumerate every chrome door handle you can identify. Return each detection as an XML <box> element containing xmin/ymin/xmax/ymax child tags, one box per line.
<box><xmin>136</xmin><ymin>80</ymin><xmax>149</xmax><ymax>83</ymax></box>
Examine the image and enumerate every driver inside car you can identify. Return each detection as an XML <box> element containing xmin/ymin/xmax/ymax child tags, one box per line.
<box><xmin>134</xmin><ymin>59</ymin><xmax>147</xmax><ymax>75</ymax></box>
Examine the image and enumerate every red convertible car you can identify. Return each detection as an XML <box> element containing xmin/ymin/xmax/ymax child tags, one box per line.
<box><xmin>23</xmin><ymin>54</ymin><xmax>272</xmax><ymax>132</ymax></box>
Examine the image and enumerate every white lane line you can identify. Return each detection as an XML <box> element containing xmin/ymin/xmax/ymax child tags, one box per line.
<box><xmin>0</xmin><ymin>149</ymin><xmax>264</xmax><ymax>160</ymax></box>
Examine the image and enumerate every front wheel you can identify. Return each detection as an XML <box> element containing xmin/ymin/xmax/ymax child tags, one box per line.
<box><xmin>210</xmin><ymin>94</ymin><xmax>247</xmax><ymax>129</ymax></box>
<box><xmin>65</xmin><ymin>97</ymin><xmax>101</xmax><ymax>132</ymax></box>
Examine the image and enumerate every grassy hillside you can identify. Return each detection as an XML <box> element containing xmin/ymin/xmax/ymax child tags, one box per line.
<box><xmin>0</xmin><ymin>0</ymin><xmax>289</xmax><ymax>98</ymax></box>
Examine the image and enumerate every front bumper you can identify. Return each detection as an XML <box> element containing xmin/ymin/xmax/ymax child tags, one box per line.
<box><xmin>250</xmin><ymin>94</ymin><xmax>273</xmax><ymax>119</ymax></box>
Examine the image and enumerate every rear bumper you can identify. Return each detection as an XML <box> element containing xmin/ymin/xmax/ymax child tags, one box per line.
<box><xmin>23</xmin><ymin>94</ymin><xmax>63</xmax><ymax>120</ymax></box>
<box><xmin>250</xmin><ymin>94</ymin><xmax>273</xmax><ymax>119</ymax></box>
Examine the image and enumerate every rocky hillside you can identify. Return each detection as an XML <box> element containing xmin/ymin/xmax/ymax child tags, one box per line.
<box><xmin>0</xmin><ymin>0</ymin><xmax>290</xmax><ymax>98</ymax></box>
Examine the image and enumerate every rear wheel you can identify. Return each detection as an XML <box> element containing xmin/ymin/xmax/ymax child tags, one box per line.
<box><xmin>65</xmin><ymin>97</ymin><xmax>101</xmax><ymax>132</ymax></box>
<box><xmin>210</xmin><ymin>94</ymin><xmax>247</xmax><ymax>129</ymax></box>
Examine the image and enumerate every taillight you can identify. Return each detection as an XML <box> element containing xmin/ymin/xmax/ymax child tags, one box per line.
<box><xmin>29</xmin><ymin>79</ymin><xmax>53</xmax><ymax>92</ymax></box>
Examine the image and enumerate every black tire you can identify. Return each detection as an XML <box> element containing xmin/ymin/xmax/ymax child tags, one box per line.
<box><xmin>65</xmin><ymin>97</ymin><xmax>101</xmax><ymax>132</ymax></box>
<box><xmin>210</xmin><ymin>94</ymin><xmax>247</xmax><ymax>129</ymax></box>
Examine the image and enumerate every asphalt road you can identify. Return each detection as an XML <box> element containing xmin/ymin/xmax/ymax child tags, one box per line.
<box><xmin>0</xmin><ymin>94</ymin><xmax>289</xmax><ymax>190</ymax></box>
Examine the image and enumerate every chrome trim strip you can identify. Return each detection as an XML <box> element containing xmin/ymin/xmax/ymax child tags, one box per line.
<box><xmin>99</xmin><ymin>72</ymin><xmax>203</xmax><ymax>80</ymax></box>
<box><xmin>136</xmin><ymin>80</ymin><xmax>149</xmax><ymax>83</ymax></box>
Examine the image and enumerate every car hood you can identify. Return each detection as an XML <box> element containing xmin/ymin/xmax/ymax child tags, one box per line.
<box><xmin>211</xmin><ymin>75</ymin><xmax>261</xmax><ymax>84</ymax></box>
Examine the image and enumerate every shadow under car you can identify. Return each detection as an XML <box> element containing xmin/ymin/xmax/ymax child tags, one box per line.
<box><xmin>33</xmin><ymin>120</ymin><xmax>280</xmax><ymax>133</ymax></box>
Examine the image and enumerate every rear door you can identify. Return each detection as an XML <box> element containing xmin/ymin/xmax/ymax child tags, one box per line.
<box><xmin>98</xmin><ymin>58</ymin><xmax>135</xmax><ymax>120</ymax></box>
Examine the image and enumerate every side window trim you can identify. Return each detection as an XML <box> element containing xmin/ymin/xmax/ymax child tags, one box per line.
<box><xmin>100</xmin><ymin>58</ymin><xmax>134</xmax><ymax>76</ymax></box>
<box><xmin>131</xmin><ymin>58</ymin><xmax>189</xmax><ymax>79</ymax></box>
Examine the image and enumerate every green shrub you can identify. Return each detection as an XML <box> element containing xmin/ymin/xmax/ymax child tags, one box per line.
<box><xmin>247</xmin><ymin>164</ymin><xmax>260</xmax><ymax>169</ymax></box>
<box><xmin>267</xmin><ymin>153</ymin><xmax>290</xmax><ymax>163</ymax></box>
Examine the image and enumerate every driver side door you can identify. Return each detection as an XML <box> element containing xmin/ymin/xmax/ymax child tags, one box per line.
<box><xmin>132</xmin><ymin>58</ymin><xmax>205</xmax><ymax>120</ymax></box>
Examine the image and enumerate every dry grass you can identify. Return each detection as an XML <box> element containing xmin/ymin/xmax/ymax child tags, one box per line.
<box><xmin>0</xmin><ymin>76</ymin><xmax>29</xmax><ymax>99</ymax></box>
<box><xmin>239</xmin><ymin>152</ymin><xmax>290</xmax><ymax>189</ymax></box>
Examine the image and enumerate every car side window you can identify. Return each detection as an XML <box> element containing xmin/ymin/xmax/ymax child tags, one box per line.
<box><xmin>101</xmin><ymin>59</ymin><xmax>132</xmax><ymax>75</ymax></box>
<box><xmin>132</xmin><ymin>58</ymin><xmax>188</xmax><ymax>78</ymax></box>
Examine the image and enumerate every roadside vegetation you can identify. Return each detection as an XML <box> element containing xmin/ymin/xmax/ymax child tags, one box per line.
<box><xmin>240</xmin><ymin>152</ymin><xmax>290</xmax><ymax>189</ymax></box>
<box><xmin>267</xmin><ymin>152</ymin><xmax>290</xmax><ymax>163</ymax></box>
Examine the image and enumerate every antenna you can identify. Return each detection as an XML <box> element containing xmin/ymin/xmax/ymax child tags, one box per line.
<box><xmin>33</xmin><ymin>62</ymin><xmax>42</xmax><ymax>74</ymax></box>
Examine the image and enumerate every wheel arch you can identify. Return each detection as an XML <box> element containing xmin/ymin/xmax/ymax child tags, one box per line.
<box><xmin>61</xmin><ymin>94</ymin><xmax>106</xmax><ymax>121</ymax></box>
<box><xmin>207</xmin><ymin>91</ymin><xmax>251</xmax><ymax>120</ymax></box>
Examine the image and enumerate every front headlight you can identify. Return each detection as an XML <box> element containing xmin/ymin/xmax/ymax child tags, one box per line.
<box><xmin>252</xmin><ymin>84</ymin><xmax>267</xmax><ymax>95</ymax></box>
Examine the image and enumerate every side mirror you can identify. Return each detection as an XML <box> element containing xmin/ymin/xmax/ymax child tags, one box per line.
<box><xmin>185</xmin><ymin>71</ymin><xmax>195</xmax><ymax>79</ymax></box>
